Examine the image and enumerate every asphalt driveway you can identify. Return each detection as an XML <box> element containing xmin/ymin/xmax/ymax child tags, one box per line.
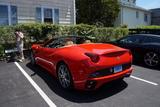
<box><xmin>0</xmin><ymin>60</ymin><xmax>160</xmax><ymax>107</ymax></box>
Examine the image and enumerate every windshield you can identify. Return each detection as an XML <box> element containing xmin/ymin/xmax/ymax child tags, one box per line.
<box><xmin>44</xmin><ymin>36</ymin><xmax>92</xmax><ymax>48</ymax></box>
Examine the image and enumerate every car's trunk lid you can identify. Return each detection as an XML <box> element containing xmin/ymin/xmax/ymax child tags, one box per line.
<box><xmin>77</xmin><ymin>43</ymin><xmax>129</xmax><ymax>55</ymax></box>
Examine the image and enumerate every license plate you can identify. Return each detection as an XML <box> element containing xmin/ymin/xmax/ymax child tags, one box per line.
<box><xmin>114</xmin><ymin>65</ymin><xmax>122</xmax><ymax>73</ymax></box>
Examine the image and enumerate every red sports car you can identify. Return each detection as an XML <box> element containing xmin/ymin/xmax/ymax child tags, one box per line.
<box><xmin>31</xmin><ymin>36</ymin><xmax>133</xmax><ymax>90</ymax></box>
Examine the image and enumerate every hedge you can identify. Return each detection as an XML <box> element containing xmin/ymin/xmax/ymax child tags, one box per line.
<box><xmin>137</xmin><ymin>25</ymin><xmax>160</xmax><ymax>29</ymax></box>
<box><xmin>0</xmin><ymin>23</ymin><xmax>129</xmax><ymax>58</ymax></box>
<box><xmin>0</xmin><ymin>44</ymin><xmax>4</xmax><ymax>60</ymax></box>
<box><xmin>95</xmin><ymin>27</ymin><xmax>128</xmax><ymax>42</ymax></box>
<box><xmin>129</xmin><ymin>25</ymin><xmax>160</xmax><ymax>35</ymax></box>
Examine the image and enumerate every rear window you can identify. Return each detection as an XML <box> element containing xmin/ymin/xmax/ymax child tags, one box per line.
<box><xmin>119</xmin><ymin>35</ymin><xmax>143</xmax><ymax>44</ymax></box>
<box><xmin>143</xmin><ymin>36</ymin><xmax>160</xmax><ymax>43</ymax></box>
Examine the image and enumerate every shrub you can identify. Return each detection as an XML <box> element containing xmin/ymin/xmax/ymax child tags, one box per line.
<box><xmin>13</xmin><ymin>23</ymin><xmax>60</xmax><ymax>43</ymax></box>
<box><xmin>74</xmin><ymin>24</ymin><xmax>96</xmax><ymax>36</ymax></box>
<box><xmin>137</xmin><ymin>25</ymin><xmax>160</xmax><ymax>29</ymax></box>
<box><xmin>0</xmin><ymin>26</ymin><xmax>15</xmax><ymax>44</ymax></box>
<box><xmin>41</xmin><ymin>24</ymin><xmax>59</xmax><ymax>38</ymax></box>
<box><xmin>0</xmin><ymin>44</ymin><xmax>4</xmax><ymax>59</ymax></box>
<box><xmin>0</xmin><ymin>23</ymin><xmax>129</xmax><ymax>49</ymax></box>
<box><xmin>120</xmin><ymin>24</ymin><xmax>128</xmax><ymax>28</ymax></box>
<box><xmin>130</xmin><ymin>25</ymin><xmax>160</xmax><ymax>35</ymax></box>
<box><xmin>94</xmin><ymin>27</ymin><xmax>128</xmax><ymax>42</ymax></box>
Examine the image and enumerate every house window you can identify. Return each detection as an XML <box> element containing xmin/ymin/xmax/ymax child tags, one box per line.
<box><xmin>44</xmin><ymin>8</ymin><xmax>53</xmax><ymax>23</ymax></box>
<box><xmin>0</xmin><ymin>5</ymin><xmax>17</xmax><ymax>25</ymax></box>
<box><xmin>36</xmin><ymin>7</ymin><xmax>59</xmax><ymax>24</ymax></box>
<box><xmin>133</xmin><ymin>0</ymin><xmax>136</xmax><ymax>3</ymax></box>
<box><xmin>54</xmin><ymin>9</ymin><xmax>59</xmax><ymax>24</ymax></box>
<box><xmin>11</xmin><ymin>6</ymin><xmax>17</xmax><ymax>25</ymax></box>
<box><xmin>136</xmin><ymin>11</ymin><xmax>139</xmax><ymax>19</ymax></box>
<box><xmin>0</xmin><ymin>5</ymin><xmax>9</xmax><ymax>25</ymax></box>
<box><xmin>144</xmin><ymin>14</ymin><xmax>148</xmax><ymax>22</ymax></box>
<box><xmin>36</xmin><ymin>7</ymin><xmax>42</xmax><ymax>22</ymax></box>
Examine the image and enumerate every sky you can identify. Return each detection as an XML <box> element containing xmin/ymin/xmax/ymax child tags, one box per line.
<box><xmin>136</xmin><ymin>0</ymin><xmax>160</xmax><ymax>9</ymax></box>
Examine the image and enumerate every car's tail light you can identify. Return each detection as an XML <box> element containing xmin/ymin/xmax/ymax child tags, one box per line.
<box><xmin>85</xmin><ymin>53</ymin><xmax>100</xmax><ymax>63</ymax></box>
<box><xmin>128</xmin><ymin>50</ymin><xmax>133</xmax><ymax>63</ymax></box>
<box><xmin>128</xmin><ymin>50</ymin><xmax>132</xmax><ymax>55</ymax></box>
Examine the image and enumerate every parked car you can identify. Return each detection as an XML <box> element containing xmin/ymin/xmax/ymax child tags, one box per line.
<box><xmin>110</xmin><ymin>34</ymin><xmax>160</xmax><ymax>67</ymax></box>
<box><xmin>31</xmin><ymin>36</ymin><xmax>133</xmax><ymax>90</ymax></box>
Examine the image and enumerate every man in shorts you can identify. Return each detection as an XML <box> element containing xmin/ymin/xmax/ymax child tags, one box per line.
<box><xmin>15</xmin><ymin>30</ymin><xmax>24</xmax><ymax>62</ymax></box>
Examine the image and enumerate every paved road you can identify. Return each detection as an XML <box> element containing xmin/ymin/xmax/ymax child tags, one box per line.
<box><xmin>0</xmin><ymin>61</ymin><xmax>160</xmax><ymax>107</ymax></box>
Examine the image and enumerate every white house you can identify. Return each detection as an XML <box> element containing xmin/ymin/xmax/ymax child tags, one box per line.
<box><xmin>0</xmin><ymin>0</ymin><xmax>76</xmax><ymax>26</ymax></box>
<box><xmin>150</xmin><ymin>8</ymin><xmax>160</xmax><ymax>25</ymax></box>
<box><xmin>115</xmin><ymin>0</ymin><xmax>151</xmax><ymax>28</ymax></box>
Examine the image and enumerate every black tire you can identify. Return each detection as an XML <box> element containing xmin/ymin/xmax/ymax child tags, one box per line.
<box><xmin>144</xmin><ymin>51</ymin><xmax>160</xmax><ymax>67</ymax></box>
<box><xmin>57</xmin><ymin>63</ymin><xmax>73</xmax><ymax>89</ymax></box>
<box><xmin>30</xmin><ymin>51</ymin><xmax>36</xmax><ymax>65</ymax></box>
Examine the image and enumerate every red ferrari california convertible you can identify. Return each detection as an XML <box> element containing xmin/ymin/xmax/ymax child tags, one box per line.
<box><xmin>31</xmin><ymin>36</ymin><xmax>133</xmax><ymax>90</ymax></box>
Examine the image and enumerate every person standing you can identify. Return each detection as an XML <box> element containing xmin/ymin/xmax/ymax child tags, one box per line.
<box><xmin>15</xmin><ymin>29</ymin><xmax>24</xmax><ymax>62</ymax></box>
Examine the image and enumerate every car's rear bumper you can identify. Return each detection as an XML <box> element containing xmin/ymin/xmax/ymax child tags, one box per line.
<box><xmin>74</xmin><ymin>67</ymin><xmax>133</xmax><ymax>90</ymax></box>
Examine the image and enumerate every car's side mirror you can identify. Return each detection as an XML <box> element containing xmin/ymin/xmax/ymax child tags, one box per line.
<box><xmin>116</xmin><ymin>40</ymin><xmax>122</xmax><ymax>44</ymax></box>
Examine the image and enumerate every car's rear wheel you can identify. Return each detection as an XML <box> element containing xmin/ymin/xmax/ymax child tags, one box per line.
<box><xmin>144</xmin><ymin>52</ymin><xmax>160</xmax><ymax>67</ymax></box>
<box><xmin>57</xmin><ymin>63</ymin><xmax>73</xmax><ymax>89</ymax></box>
<box><xmin>30</xmin><ymin>51</ymin><xmax>36</xmax><ymax>65</ymax></box>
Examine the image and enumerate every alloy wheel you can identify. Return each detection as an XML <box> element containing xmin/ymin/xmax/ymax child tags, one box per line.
<box><xmin>57</xmin><ymin>64</ymin><xmax>72</xmax><ymax>89</ymax></box>
<box><xmin>144</xmin><ymin>52</ymin><xmax>159</xmax><ymax>67</ymax></box>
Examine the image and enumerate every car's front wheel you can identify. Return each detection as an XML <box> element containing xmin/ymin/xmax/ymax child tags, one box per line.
<box><xmin>57</xmin><ymin>63</ymin><xmax>73</xmax><ymax>89</ymax></box>
<box><xmin>144</xmin><ymin>52</ymin><xmax>160</xmax><ymax>67</ymax></box>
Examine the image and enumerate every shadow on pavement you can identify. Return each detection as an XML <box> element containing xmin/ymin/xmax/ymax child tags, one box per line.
<box><xmin>133</xmin><ymin>61</ymin><xmax>160</xmax><ymax>71</ymax></box>
<box><xmin>26</xmin><ymin>62</ymin><xmax>128</xmax><ymax>103</ymax></box>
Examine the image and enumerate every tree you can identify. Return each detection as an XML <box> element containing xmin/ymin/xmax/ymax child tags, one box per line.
<box><xmin>76</xmin><ymin>0</ymin><xmax>120</xmax><ymax>27</ymax></box>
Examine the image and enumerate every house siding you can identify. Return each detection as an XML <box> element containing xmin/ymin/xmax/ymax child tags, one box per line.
<box><xmin>115</xmin><ymin>0</ymin><xmax>151</xmax><ymax>28</ymax></box>
<box><xmin>0</xmin><ymin>0</ymin><xmax>75</xmax><ymax>25</ymax></box>
<box><xmin>121</xmin><ymin>6</ymin><xmax>151</xmax><ymax>28</ymax></box>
